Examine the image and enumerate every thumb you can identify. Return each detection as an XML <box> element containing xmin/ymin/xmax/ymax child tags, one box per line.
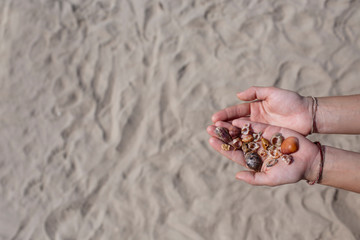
<box><xmin>237</xmin><ymin>86</ymin><xmax>274</xmax><ymax>101</ymax></box>
<box><xmin>235</xmin><ymin>171</ymin><xmax>272</xmax><ymax>186</ymax></box>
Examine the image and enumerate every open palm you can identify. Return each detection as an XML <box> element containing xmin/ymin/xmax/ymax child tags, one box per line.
<box><xmin>212</xmin><ymin>87</ymin><xmax>313</xmax><ymax>135</ymax></box>
<box><xmin>207</xmin><ymin>119</ymin><xmax>320</xmax><ymax>186</ymax></box>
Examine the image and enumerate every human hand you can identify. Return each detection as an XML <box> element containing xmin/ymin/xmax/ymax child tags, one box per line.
<box><xmin>211</xmin><ymin>86</ymin><xmax>313</xmax><ymax>135</ymax></box>
<box><xmin>207</xmin><ymin>120</ymin><xmax>320</xmax><ymax>186</ymax></box>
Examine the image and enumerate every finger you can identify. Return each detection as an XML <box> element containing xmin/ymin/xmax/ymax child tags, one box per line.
<box><xmin>237</xmin><ymin>86</ymin><xmax>274</xmax><ymax>101</ymax></box>
<box><xmin>208</xmin><ymin>137</ymin><xmax>246</xmax><ymax>166</ymax></box>
<box><xmin>211</xmin><ymin>103</ymin><xmax>250</xmax><ymax>123</ymax></box>
<box><xmin>235</xmin><ymin>171</ymin><xmax>274</xmax><ymax>186</ymax></box>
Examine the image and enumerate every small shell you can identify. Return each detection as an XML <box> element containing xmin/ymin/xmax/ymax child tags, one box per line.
<box><xmin>241</xmin><ymin>127</ymin><xmax>250</xmax><ymax>135</ymax></box>
<box><xmin>253</xmin><ymin>132</ymin><xmax>262</xmax><ymax>142</ymax></box>
<box><xmin>229</xmin><ymin>137</ymin><xmax>242</xmax><ymax>149</ymax></box>
<box><xmin>241</xmin><ymin>143</ymin><xmax>251</xmax><ymax>153</ymax></box>
<box><xmin>229</xmin><ymin>126</ymin><xmax>241</xmax><ymax>137</ymax></box>
<box><xmin>215</xmin><ymin>127</ymin><xmax>232</xmax><ymax>143</ymax></box>
<box><xmin>280</xmin><ymin>154</ymin><xmax>293</xmax><ymax>164</ymax></box>
<box><xmin>241</xmin><ymin>123</ymin><xmax>251</xmax><ymax>135</ymax></box>
<box><xmin>241</xmin><ymin>134</ymin><xmax>254</xmax><ymax>143</ymax></box>
<box><xmin>280</xmin><ymin>137</ymin><xmax>299</xmax><ymax>154</ymax></box>
<box><xmin>248</xmin><ymin>142</ymin><xmax>260</xmax><ymax>152</ymax></box>
<box><xmin>270</xmin><ymin>133</ymin><xmax>284</xmax><ymax>147</ymax></box>
<box><xmin>261</xmin><ymin>157</ymin><xmax>279</xmax><ymax>172</ymax></box>
<box><xmin>245</xmin><ymin>152</ymin><xmax>262</xmax><ymax>172</ymax></box>
<box><xmin>221</xmin><ymin>144</ymin><xmax>231</xmax><ymax>151</ymax></box>
<box><xmin>261</xmin><ymin>137</ymin><xmax>270</xmax><ymax>150</ymax></box>
<box><xmin>268</xmin><ymin>147</ymin><xmax>282</xmax><ymax>159</ymax></box>
<box><xmin>266</xmin><ymin>158</ymin><xmax>278</xmax><ymax>167</ymax></box>
<box><xmin>258</xmin><ymin>149</ymin><xmax>268</xmax><ymax>159</ymax></box>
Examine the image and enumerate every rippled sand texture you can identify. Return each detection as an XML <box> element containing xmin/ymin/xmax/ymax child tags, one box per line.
<box><xmin>1</xmin><ymin>0</ymin><xmax>360</xmax><ymax>239</ymax></box>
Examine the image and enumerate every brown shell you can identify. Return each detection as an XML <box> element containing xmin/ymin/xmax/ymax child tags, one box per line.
<box><xmin>280</xmin><ymin>137</ymin><xmax>299</xmax><ymax>154</ymax></box>
<box><xmin>215</xmin><ymin>127</ymin><xmax>232</xmax><ymax>143</ymax></box>
<box><xmin>241</xmin><ymin>134</ymin><xmax>254</xmax><ymax>143</ymax></box>
<box><xmin>245</xmin><ymin>152</ymin><xmax>262</xmax><ymax>172</ymax></box>
<box><xmin>241</xmin><ymin>143</ymin><xmax>250</xmax><ymax>153</ymax></box>
<box><xmin>261</xmin><ymin>137</ymin><xmax>270</xmax><ymax>150</ymax></box>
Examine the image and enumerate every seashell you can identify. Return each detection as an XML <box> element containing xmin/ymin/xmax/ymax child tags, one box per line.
<box><xmin>261</xmin><ymin>137</ymin><xmax>270</xmax><ymax>150</ymax></box>
<box><xmin>280</xmin><ymin>137</ymin><xmax>299</xmax><ymax>154</ymax></box>
<box><xmin>280</xmin><ymin>154</ymin><xmax>293</xmax><ymax>164</ymax></box>
<box><xmin>253</xmin><ymin>132</ymin><xmax>262</xmax><ymax>142</ymax></box>
<box><xmin>215</xmin><ymin>127</ymin><xmax>232</xmax><ymax>143</ymax></box>
<box><xmin>242</xmin><ymin>143</ymin><xmax>251</xmax><ymax>153</ymax></box>
<box><xmin>229</xmin><ymin>137</ymin><xmax>242</xmax><ymax>150</ymax></box>
<box><xmin>221</xmin><ymin>144</ymin><xmax>231</xmax><ymax>151</ymax></box>
<box><xmin>241</xmin><ymin>123</ymin><xmax>251</xmax><ymax>135</ymax></box>
<box><xmin>241</xmin><ymin>134</ymin><xmax>254</xmax><ymax>143</ymax></box>
<box><xmin>241</xmin><ymin>127</ymin><xmax>250</xmax><ymax>135</ymax></box>
<box><xmin>245</xmin><ymin>152</ymin><xmax>262</xmax><ymax>172</ymax></box>
<box><xmin>270</xmin><ymin>133</ymin><xmax>284</xmax><ymax>147</ymax></box>
<box><xmin>266</xmin><ymin>158</ymin><xmax>278</xmax><ymax>167</ymax></box>
<box><xmin>229</xmin><ymin>126</ymin><xmax>241</xmax><ymax>137</ymax></box>
<box><xmin>248</xmin><ymin>142</ymin><xmax>260</xmax><ymax>152</ymax></box>
<box><xmin>268</xmin><ymin>147</ymin><xmax>282</xmax><ymax>159</ymax></box>
<box><xmin>258</xmin><ymin>149</ymin><xmax>268</xmax><ymax>159</ymax></box>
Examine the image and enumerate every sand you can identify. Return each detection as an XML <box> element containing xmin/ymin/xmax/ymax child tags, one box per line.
<box><xmin>1</xmin><ymin>0</ymin><xmax>360</xmax><ymax>239</ymax></box>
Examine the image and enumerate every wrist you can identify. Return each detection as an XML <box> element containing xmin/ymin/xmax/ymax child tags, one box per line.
<box><xmin>305</xmin><ymin>96</ymin><xmax>315</xmax><ymax>135</ymax></box>
<box><xmin>304</xmin><ymin>143</ymin><xmax>323</xmax><ymax>183</ymax></box>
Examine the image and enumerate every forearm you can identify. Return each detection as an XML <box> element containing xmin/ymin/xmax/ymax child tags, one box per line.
<box><xmin>308</xmin><ymin>146</ymin><xmax>360</xmax><ymax>193</ymax></box>
<box><xmin>315</xmin><ymin>95</ymin><xmax>360</xmax><ymax>134</ymax></box>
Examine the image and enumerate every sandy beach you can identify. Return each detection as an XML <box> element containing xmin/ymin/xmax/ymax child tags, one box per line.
<box><xmin>1</xmin><ymin>0</ymin><xmax>360</xmax><ymax>239</ymax></box>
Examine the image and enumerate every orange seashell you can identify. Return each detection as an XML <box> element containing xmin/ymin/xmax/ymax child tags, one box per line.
<box><xmin>280</xmin><ymin>137</ymin><xmax>299</xmax><ymax>154</ymax></box>
<box><xmin>241</xmin><ymin>134</ymin><xmax>254</xmax><ymax>143</ymax></box>
<box><xmin>261</xmin><ymin>137</ymin><xmax>270</xmax><ymax>150</ymax></box>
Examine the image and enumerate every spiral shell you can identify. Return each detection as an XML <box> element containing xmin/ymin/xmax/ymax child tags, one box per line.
<box><xmin>245</xmin><ymin>152</ymin><xmax>262</xmax><ymax>172</ymax></box>
<box><xmin>215</xmin><ymin>127</ymin><xmax>232</xmax><ymax>143</ymax></box>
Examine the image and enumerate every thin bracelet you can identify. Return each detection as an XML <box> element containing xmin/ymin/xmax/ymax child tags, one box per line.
<box><xmin>310</xmin><ymin>96</ymin><xmax>318</xmax><ymax>134</ymax></box>
<box><xmin>307</xmin><ymin>141</ymin><xmax>325</xmax><ymax>185</ymax></box>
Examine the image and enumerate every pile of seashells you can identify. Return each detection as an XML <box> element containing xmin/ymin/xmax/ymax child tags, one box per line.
<box><xmin>214</xmin><ymin>123</ymin><xmax>299</xmax><ymax>172</ymax></box>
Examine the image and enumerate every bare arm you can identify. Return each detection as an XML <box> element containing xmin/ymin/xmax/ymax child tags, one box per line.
<box><xmin>306</xmin><ymin>146</ymin><xmax>360</xmax><ymax>193</ymax></box>
<box><xmin>212</xmin><ymin>86</ymin><xmax>360</xmax><ymax>135</ymax></box>
<box><xmin>315</xmin><ymin>95</ymin><xmax>360</xmax><ymax>134</ymax></box>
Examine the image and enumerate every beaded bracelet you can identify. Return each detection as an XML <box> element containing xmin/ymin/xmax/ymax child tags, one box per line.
<box><xmin>307</xmin><ymin>141</ymin><xmax>325</xmax><ymax>185</ymax></box>
<box><xmin>310</xmin><ymin>96</ymin><xmax>318</xmax><ymax>134</ymax></box>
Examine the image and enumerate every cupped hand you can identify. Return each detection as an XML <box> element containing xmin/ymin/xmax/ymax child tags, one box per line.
<box><xmin>207</xmin><ymin>120</ymin><xmax>320</xmax><ymax>186</ymax></box>
<box><xmin>211</xmin><ymin>86</ymin><xmax>313</xmax><ymax>135</ymax></box>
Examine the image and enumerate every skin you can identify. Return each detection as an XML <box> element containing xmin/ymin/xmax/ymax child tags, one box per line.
<box><xmin>209</xmin><ymin>86</ymin><xmax>360</xmax><ymax>193</ymax></box>
<box><xmin>211</xmin><ymin>86</ymin><xmax>313</xmax><ymax>135</ymax></box>
<box><xmin>207</xmin><ymin>120</ymin><xmax>320</xmax><ymax>186</ymax></box>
